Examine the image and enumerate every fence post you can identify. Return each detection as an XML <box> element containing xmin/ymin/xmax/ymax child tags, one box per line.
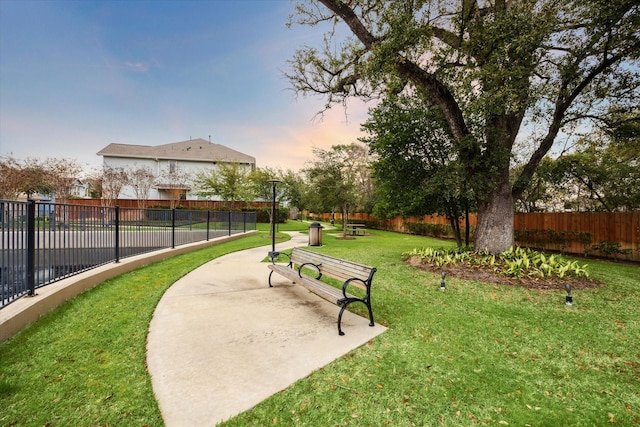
<box><xmin>27</xmin><ymin>200</ymin><xmax>36</xmax><ymax>296</ymax></box>
<box><xmin>206</xmin><ymin>210</ymin><xmax>211</xmax><ymax>241</ymax></box>
<box><xmin>115</xmin><ymin>206</ymin><xmax>120</xmax><ymax>263</ymax></box>
<box><xmin>228</xmin><ymin>211</ymin><xmax>232</xmax><ymax>236</ymax></box>
<box><xmin>243</xmin><ymin>212</ymin><xmax>247</xmax><ymax>233</ymax></box>
<box><xmin>172</xmin><ymin>209</ymin><xmax>176</xmax><ymax>249</ymax></box>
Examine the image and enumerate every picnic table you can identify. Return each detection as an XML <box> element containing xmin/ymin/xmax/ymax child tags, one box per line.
<box><xmin>346</xmin><ymin>223</ymin><xmax>366</xmax><ymax>236</ymax></box>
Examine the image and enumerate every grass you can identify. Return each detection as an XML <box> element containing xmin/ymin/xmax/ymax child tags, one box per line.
<box><xmin>1</xmin><ymin>223</ymin><xmax>638</xmax><ymax>426</ymax></box>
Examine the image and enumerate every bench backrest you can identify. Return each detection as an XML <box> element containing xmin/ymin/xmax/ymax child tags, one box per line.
<box><xmin>290</xmin><ymin>247</ymin><xmax>376</xmax><ymax>290</ymax></box>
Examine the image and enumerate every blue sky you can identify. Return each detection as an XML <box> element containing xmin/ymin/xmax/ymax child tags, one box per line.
<box><xmin>0</xmin><ymin>0</ymin><xmax>369</xmax><ymax>173</ymax></box>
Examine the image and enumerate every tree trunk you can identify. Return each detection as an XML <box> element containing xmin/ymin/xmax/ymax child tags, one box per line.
<box><xmin>464</xmin><ymin>204</ymin><xmax>470</xmax><ymax>247</ymax></box>
<box><xmin>449</xmin><ymin>216</ymin><xmax>462</xmax><ymax>247</ymax></box>
<box><xmin>475</xmin><ymin>180</ymin><xmax>514</xmax><ymax>254</ymax></box>
<box><xmin>342</xmin><ymin>203</ymin><xmax>349</xmax><ymax>237</ymax></box>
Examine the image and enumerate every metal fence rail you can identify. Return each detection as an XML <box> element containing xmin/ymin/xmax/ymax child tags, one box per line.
<box><xmin>1</xmin><ymin>200</ymin><xmax>256</xmax><ymax>309</ymax></box>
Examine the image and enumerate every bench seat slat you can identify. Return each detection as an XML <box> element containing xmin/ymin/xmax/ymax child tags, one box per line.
<box><xmin>268</xmin><ymin>264</ymin><xmax>355</xmax><ymax>303</ymax></box>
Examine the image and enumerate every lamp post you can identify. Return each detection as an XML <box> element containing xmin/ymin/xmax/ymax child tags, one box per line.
<box><xmin>565</xmin><ymin>283</ymin><xmax>573</xmax><ymax>306</ymax></box>
<box><xmin>267</xmin><ymin>179</ymin><xmax>282</xmax><ymax>261</ymax></box>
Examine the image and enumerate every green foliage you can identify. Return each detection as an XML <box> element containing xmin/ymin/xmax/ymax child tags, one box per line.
<box><xmin>192</xmin><ymin>162</ymin><xmax>253</xmax><ymax>204</ymax></box>
<box><xmin>518</xmin><ymin>108</ymin><xmax>640</xmax><ymax>213</ymax></box>
<box><xmin>590</xmin><ymin>240</ymin><xmax>634</xmax><ymax>260</ymax></box>
<box><xmin>256</xmin><ymin>206</ymin><xmax>289</xmax><ymax>224</ymax></box>
<box><xmin>515</xmin><ymin>229</ymin><xmax>593</xmax><ymax>253</ymax></box>
<box><xmin>404</xmin><ymin>246</ymin><xmax>590</xmax><ymax>280</ymax></box>
<box><xmin>362</xmin><ymin>95</ymin><xmax>474</xmax><ymax>229</ymax></box>
<box><xmin>404</xmin><ymin>222</ymin><xmax>452</xmax><ymax>238</ymax></box>
<box><xmin>304</xmin><ymin>144</ymin><xmax>374</xmax><ymax>235</ymax></box>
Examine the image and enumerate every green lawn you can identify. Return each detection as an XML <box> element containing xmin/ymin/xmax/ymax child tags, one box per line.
<box><xmin>1</xmin><ymin>224</ymin><xmax>638</xmax><ymax>426</ymax></box>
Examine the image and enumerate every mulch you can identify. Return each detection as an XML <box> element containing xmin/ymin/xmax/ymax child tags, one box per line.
<box><xmin>404</xmin><ymin>256</ymin><xmax>602</xmax><ymax>290</ymax></box>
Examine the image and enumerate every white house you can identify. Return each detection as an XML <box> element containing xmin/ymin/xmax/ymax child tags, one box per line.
<box><xmin>97</xmin><ymin>138</ymin><xmax>256</xmax><ymax>200</ymax></box>
<box><xmin>70</xmin><ymin>179</ymin><xmax>91</xmax><ymax>198</ymax></box>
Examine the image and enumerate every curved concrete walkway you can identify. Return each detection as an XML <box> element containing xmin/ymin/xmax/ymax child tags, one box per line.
<box><xmin>146</xmin><ymin>232</ymin><xmax>387</xmax><ymax>426</ymax></box>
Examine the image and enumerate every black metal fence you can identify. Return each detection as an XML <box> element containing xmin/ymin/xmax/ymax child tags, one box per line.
<box><xmin>0</xmin><ymin>200</ymin><xmax>256</xmax><ymax>308</ymax></box>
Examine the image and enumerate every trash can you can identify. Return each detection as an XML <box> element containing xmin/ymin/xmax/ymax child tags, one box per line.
<box><xmin>308</xmin><ymin>222</ymin><xmax>323</xmax><ymax>246</ymax></box>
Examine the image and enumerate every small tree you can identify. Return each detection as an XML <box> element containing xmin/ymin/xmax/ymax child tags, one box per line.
<box><xmin>127</xmin><ymin>165</ymin><xmax>156</xmax><ymax>209</ymax></box>
<box><xmin>281</xmin><ymin>169</ymin><xmax>308</xmax><ymax>214</ymax></box>
<box><xmin>102</xmin><ymin>166</ymin><xmax>128</xmax><ymax>207</ymax></box>
<box><xmin>45</xmin><ymin>158</ymin><xmax>82</xmax><ymax>203</ymax></box>
<box><xmin>192</xmin><ymin>163</ymin><xmax>252</xmax><ymax>209</ymax></box>
<box><xmin>83</xmin><ymin>168</ymin><xmax>103</xmax><ymax>199</ymax></box>
<box><xmin>156</xmin><ymin>165</ymin><xmax>191</xmax><ymax>209</ymax></box>
<box><xmin>305</xmin><ymin>145</ymin><xmax>360</xmax><ymax>236</ymax></box>
<box><xmin>248</xmin><ymin>167</ymin><xmax>283</xmax><ymax>231</ymax></box>
<box><xmin>0</xmin><ymin>156</ymin><xmax>25</xmax><ymax>200</ymax></box>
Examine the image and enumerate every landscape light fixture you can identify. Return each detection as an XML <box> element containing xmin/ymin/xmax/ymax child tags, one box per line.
<box><xmin>440</xmin><ymin>271</ymin><xmax>446</xmax><ymax>291</ymax></box>
<box><xmin>565</xmin><ymin>283</ymin><xmax>573</xmax><ymax>306</ymax></box>
<box><xmin>267</xmin><ymin>179</ymin><xmax>282</xmax><ymax>261</ymax></box>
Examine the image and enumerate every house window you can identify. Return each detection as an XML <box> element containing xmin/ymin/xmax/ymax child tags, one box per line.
<box><xmin>169</xmin><ymin>161</ymin><xmax>176</xmax><ymax>173</ymax></box>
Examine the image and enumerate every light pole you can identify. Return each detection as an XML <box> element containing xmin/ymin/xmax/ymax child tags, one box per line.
<box><xmin>267</xmin><ymin>179</ymin><xmax>282</xmax><ymax>261</ymax></box>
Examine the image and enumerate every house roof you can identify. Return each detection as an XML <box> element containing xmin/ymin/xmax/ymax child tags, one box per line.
<box><xmin>97</xmin><ymin>138</ymin><xmax>255</xmax><ymax>164</ymax></box>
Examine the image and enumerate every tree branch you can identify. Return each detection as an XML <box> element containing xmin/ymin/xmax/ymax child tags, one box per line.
<box><xmin>512</xmin><ymin>37</ymin><xmax>640</xmax><ymax>199</ymax></box>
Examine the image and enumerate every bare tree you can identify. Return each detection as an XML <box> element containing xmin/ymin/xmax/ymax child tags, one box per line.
<box><xmin>0</xmin><ymin>156</ymin><xmax>24</xmax><ymax>200</ymax></box>
<box><xmin>127</xmin><ymin>165</ymin><xmax>156</xmax><ymax>209</ymax></box>
<box><xmin>0</xmin><ymin>156</ymin><xmax>54</xmax><ymax>200</ymax></box>
<box><xmin>156</xmin><ymin>164</ymin><xmax>191</xmax><ymax>209</ymax></box>
<box><xmin>102</xmin><ymin>166</ymin><xmax>128</xmax><ymax>207</ymax></box>
<box><xmin>45</xmin><ymin>158</ymin><xmax>82</xmax><ymax>203</ymax></box>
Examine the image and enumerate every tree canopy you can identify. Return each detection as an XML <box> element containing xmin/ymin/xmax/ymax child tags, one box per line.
<box><xmin>0</xmin><ymin>156</ymin><xmax>81</xmax><ymax>201</ymax></box>
<box><xmin>362</xmin><ymin>94</ymin><xmax>473</xmax><ymax>245</ymax></box>
<box><xmin>518</xmin><ymin>107</ymin><xmax>640</xmax><ymax>212</ymax></box>
<box><xmin>304</xmin><ymin>143</ymin><xmax>373</xmax><ymax>235</ymax></box>
<box><xmin>287</xmin><ymin>0</ymin><xmax>639</xmax><ymax>253</ymax></box>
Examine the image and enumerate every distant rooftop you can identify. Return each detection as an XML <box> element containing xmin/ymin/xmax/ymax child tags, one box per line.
<box><xmin>97</xmin><ymin>138</ymin><xmax>255</xmax><ymax>164</ymax></box>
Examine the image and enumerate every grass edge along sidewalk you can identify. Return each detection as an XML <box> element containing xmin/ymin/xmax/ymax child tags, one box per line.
<box><xmin>2</xmin><ymin>224</ymin><xmax>639</xmax><ymax>426</ymax></box>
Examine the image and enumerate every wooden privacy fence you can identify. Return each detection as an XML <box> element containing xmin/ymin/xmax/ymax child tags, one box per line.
<box><xmin>513</xmin><ymin>212</ymin><xmax>639</xmax><ymax>262</ymax></box>
<box><xmin>310</xmin><ymin>211</ymin><xmax>639</xmax><ymax>262</ymax></box>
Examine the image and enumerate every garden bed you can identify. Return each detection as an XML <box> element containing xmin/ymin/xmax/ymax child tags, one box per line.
<box><xmin>405</xmin><ymin>255</ymin><xmax>602</xmax><ymax>290</ymax></box>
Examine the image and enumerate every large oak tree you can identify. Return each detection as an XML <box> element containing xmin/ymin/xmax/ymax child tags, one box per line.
<box><xmin>287</xmin><ymin>0</ymin><xmax>639</xmax><ymax>253</ymax></box>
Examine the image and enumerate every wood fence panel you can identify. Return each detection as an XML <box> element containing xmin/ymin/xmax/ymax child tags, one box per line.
<box><xmin>308</xmin><ymin>210</ymin><xmax>638</xmax><ymax>262</ymax></box>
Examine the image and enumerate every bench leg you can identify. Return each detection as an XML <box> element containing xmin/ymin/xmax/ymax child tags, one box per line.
<box><xmin>337</xmin><ymin>299</ymin><xmax>375</xmax><ymax>336</ymax></box>
<box><xmin>268</xmin><ymin>270</ymin><xmax>275</xmax><ymax>287</ymax></box>
<box><xmin>337</xmin><ymin>305</ymin><xmax>347</xmax><ymax>336</ymax></box>
<box><xmin>366</xmin><ymin>301</ymin><xmax>375</xmax><ymax>327</ymax></box>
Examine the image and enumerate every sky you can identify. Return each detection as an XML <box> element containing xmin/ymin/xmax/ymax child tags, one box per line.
<box><xmin>0</xmin><ymin>0</ymin><xmax>371</xmax><ymax>174</ymax></box>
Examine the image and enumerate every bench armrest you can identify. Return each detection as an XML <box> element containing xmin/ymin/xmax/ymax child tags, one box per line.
<box><xmin>342</xmin><ymin>277</ymin><xmax>369</xmax><ymax>298</ymax></box>
<box><xmin>298</xmin><ymin>262</ymin><xmax>322</xmax><ymax>280</ymax></box>
<box><xmin>270</xmin><ymin>251</ymin><xmax>292</xmax><ymax>267</ymax></box>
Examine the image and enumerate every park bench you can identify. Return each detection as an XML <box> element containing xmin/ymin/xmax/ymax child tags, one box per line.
<box><xmin>268</xmin><ymin>247</ymin><xmax>377</xmax><ymax>335</ymax></box>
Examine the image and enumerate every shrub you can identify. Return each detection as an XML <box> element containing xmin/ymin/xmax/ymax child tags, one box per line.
<box><xmin>403</xmin><ymin>246</ymin><xmax>590</xmax><ymax>280</ymax></box>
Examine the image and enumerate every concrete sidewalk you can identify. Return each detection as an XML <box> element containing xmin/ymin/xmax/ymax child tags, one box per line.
<box><xmin>146</xmin><ymin>232</ymin><xmax>387</xmax><ymax>426</ymax></box>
